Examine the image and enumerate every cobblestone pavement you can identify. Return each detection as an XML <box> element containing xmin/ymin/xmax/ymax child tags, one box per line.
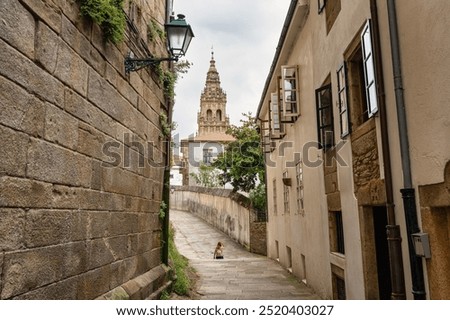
<box><xmin>170</xmin><ymin>209</ymin><xmax>320</xmax><ymax>300</ymax></box>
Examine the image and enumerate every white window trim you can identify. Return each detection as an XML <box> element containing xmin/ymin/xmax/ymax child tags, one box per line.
<box><xmin>361</xmin><ymin>19</ymin><xmax>379</xmax><ymax>118</ymax></box>
<box><xmin>337</xmin><ymin>63</ymin><xmax>350</xmax><ymax>137</ymax></box>
<box><xmin>280</xmin><ymin>65</ymin><xmax>300</xmax><ymax>119</ymax></box>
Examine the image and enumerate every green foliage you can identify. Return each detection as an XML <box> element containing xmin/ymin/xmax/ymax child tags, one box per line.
<box><xmin>155</xmin><ymin>60</ymin><xmax>192</xmax><ymax>101</ymax></box>
<box><xmin>159</xmin><ymin>200</ymin><xmax>167</xmax><ymax>220</ymax></box>
<box><xmin>212</xmin><ymin>113</ymin><xmax>265</xmax><ymax>193</ymax></box>
<box><xmin>249</xmin><ymin>183</ymin><xmax>267</xmax><ymax>212</ymax></box>
<box><xmin>79</xmin><ymin>0</ymin><xmax>126</xmax><ymax>44</ymax></box>
<box><xmin>190</xmin><ymin>164</ymin><xmax>224</xmax><ymax>188</ymax></box>
<box><xmin>159</xmin><ymin>113</ymin><xmax>177</xmax><ymax>138</ymax></box>
<box><xmin>168</xmin><ymin>226</ymin><xmax>191</xmax><ymax>296</ymax></box>
<box><xmin>174</xmin><ymin>60</ymin><xmax>193</xmax><ymax>77</ymax></box>
<box><xmin>159</xmin><ymin>290</ymin><xmax>170</xmax><ymax>300</ymax></box>
<box><xmin>154</xmin><ymin>64</ymin><xmax>175</xmax><ymax>100</ymax></box>
<box><xmin>148</xmin><ymin>19</ymin><xmax>165</xmax><ymax>42</ymax></box>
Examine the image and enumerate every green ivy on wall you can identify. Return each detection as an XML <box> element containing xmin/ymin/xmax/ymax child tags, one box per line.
<box><xmin>79</xmin><ymin>0</ymin><xmax>126</xmax><ymax>44</ymax></box>
<box><xmin>148</xmin><ymin>19</ymin><xmax>165</xmax><ymax>42</ymax></box>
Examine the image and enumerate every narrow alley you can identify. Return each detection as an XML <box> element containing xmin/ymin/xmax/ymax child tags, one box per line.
<box><xmin>170</xmin><ymin>209</ymin><xmax>319</xmax><ymax>300</ymax></box>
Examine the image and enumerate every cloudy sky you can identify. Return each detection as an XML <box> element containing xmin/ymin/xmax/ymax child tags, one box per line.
<box><xmin>171</xmin><ymin>0</ymin><xmax>291</xmax><ymax>142</ymax></box>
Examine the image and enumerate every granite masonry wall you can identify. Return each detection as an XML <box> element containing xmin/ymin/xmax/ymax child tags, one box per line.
<box><xmin>0</xmin><ymin>0</ymin><xmax>170</xmax><ymax>299</ymax></box>
<box><xmin>170</xmin><ymin>186</ymin><xmax>267</xmax><ymax>255</ymax></box>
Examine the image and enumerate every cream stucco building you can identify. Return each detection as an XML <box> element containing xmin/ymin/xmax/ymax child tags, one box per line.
<box><xmin>257</xmin><ymin>0</ymin><xmax>450</xmax><ymax>299</ymax></box>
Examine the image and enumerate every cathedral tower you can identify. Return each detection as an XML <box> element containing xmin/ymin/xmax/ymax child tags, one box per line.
<box><xmin>197</xmin><ymin>51</ymin><xmax>230</xmax><ymax>135</ymax></box>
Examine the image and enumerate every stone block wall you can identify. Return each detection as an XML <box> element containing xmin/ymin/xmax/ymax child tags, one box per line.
<box><xmin>170</xmin><ymin>186</ymin><xmax>267</xmax><ymax>255</ymax></box>
<box><xmin>0</xmin><ymin>0</ymin><xmax>170</xmax><ymax>299</ymax></box>
<box><xmin>350</xmin><ymin>118</ymin><xmax>386</xmax><ymax>206</ymax></box>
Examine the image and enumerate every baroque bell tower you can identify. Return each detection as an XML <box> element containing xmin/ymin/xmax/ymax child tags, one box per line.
<box><xmin>197</xmin><ymin>50</ymin><xmax>230</xmax><ymax>136</ymax></box>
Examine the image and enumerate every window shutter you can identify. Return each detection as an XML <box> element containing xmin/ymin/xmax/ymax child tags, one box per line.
<box><xmin>280</xmin><ymin>65</ymin><xmax>300</xmax><ymax>122</ymax></box>
<box><xmin>318</xmin><ymin>0</ymin><xmax>327</xmax><ymax>14</ymax></box>
<box><xmin>315</xmin><ymin>84</ymin><xmax>334</xmax><ymax>150</ymax></box>
<box><xmin>361</xmin><ymin>19</ymin><xmax>378</xmax><ymax>117</ymax></box>
<box><xmin>337</xmin><ymin>62</ymin><xmax>350</xmax><ymax>137</ymax></box>
<box><xmin>269</xmin><ymin>92</ymin><xmax>283</xmax><ymax>139</ymax></box>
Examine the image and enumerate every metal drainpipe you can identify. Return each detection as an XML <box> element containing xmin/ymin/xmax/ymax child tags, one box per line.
<box><xmin>370</xmin><ymin>0</ymin><xmax>406</xmax><ymax>300</ymax></box>
<box><xmin>386</xmin><ymin>0</ymin><xmax>426</xmax><ymax>300</ymax></box>
<box><xmin>161</xmin><ymin>0</ymin><xmax>173</xmax><ymax>266</ymax></box>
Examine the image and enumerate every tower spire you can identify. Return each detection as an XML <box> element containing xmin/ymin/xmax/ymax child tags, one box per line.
<box><xmin>197</xmin><ymin>50</ymin><xmax>229</xmax><ymax>136</ymax></box>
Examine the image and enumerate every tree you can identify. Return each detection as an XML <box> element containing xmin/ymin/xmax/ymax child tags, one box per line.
<box><xmin>212</xmin><ymin>113</ymin><xmax>265</xmax><ymax>193</ymax></box>
<box><xmin>190</xmin><ymin>164</ymin><xmax>223</xmax><ymax>188</ymax></box>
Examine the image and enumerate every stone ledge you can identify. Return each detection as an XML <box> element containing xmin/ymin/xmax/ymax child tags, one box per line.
<box><xmin>96</xmin><ymin>264</ymin><xmax>171</xmax><ymax>300</ymax></box>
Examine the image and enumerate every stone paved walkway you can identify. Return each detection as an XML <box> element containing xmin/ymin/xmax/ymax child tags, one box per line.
<box><xmin>170</xmin><ymin>209</ymin><xmax>319</xmax><ymax>300</ymax></box>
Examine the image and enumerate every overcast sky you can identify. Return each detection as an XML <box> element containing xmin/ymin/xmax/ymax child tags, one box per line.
<box><xmin>171</xmin><ymin>0</ymin><xmax>291</xmax><ymax>142</ymax></box>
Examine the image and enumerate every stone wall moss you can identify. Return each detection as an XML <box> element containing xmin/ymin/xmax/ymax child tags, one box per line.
<box><xmin>79</xmin><ymin>0</ymin><xmax>126</xmax><ymax>43</ymax></box>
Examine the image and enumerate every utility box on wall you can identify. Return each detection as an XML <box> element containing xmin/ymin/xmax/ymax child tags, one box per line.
<box><xmin>411</xmin><ymin>233</ymin><xmax>431</xmax><ymax>259</ymax></box>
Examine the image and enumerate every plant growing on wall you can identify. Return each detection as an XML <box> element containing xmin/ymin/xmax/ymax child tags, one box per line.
<box><xmin>155</xmin><ymin>60</ymin><xmax>192</xmax><ymax>101</ymax></box>
<box><xmin>148</xmin><ymin>19</ymin><xmax>165</xmax><ymax>42</ymax></box>
<box><xmin>79</xmin><ymin>0</ymin><xmax>126</xmax><ymax>43</ymax></box>
<box><xmin>159</xmin><ymin>200</ymin><xmax>167</xmax><ymax>220</ymax></box>
<box><xmin>159</xmin><ymin>113</ymin><xmax>177</xmax><ymax>138</ymax></box>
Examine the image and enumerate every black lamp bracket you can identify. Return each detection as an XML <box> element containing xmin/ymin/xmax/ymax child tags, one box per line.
<box><xmin>125</xmin><ymin>54</ymin><xmax>179</xmax><ymax>74</ymax></box>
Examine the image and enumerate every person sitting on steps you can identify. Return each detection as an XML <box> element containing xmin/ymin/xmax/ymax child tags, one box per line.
<box><xmin>214</xmin><ymin>241</ymin><xmax>224</xmax><ymax>259</ymax></box>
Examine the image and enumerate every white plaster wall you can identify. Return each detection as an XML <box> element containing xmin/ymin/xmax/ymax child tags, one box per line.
<box><xmin>170</xmin><ymin>189</ymin><xmax>251</xmax><ymax>248</ymax></box>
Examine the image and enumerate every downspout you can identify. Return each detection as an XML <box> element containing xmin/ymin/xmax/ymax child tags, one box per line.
<box><xmin>161</xmin><ymin>0</ymin><xmax>173</xmax><ymax>266</ymax></box>
<box><xmin>370</xmin><ymin>0</ymin><xmax>406</xmax><ymax>300</ymax></box>
<box><xmin>386</xmin><ymin>0</ymin><xmax>426</xmax><ymax>300</ymax></box>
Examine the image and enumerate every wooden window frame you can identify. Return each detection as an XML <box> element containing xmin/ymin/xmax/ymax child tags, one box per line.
<box><xmin>337</xmin><ymin>63</ymin><xmax>350</xmax><ymax>137</ymax></box>
<box><xmin>280</xmin><ymin>65</ymin><xmax>300</xmax><ymax>122</ymax></box>
<box><xmin>315</xmin><ymin>84</ymin><xmax>334</xmax><ymax>150</ymax></box>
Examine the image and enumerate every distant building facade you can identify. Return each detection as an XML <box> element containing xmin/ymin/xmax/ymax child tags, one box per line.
<box><xmin>257</xmin><ymin>0</ymin><xmax>450</xmax><ymax>299</ymax></box>
<box><xmin>181</xmin><ymin>52</ymin><xmax>234</xmax><ymax>186</ymax></box>
<box><xmin>170</xmin><ymin>154</ymin><xmax>183</xmax><ymax>186</ymax></box>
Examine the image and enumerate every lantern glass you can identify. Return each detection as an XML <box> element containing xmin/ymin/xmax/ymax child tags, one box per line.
<box><xmin>166</xmin><ymin>14</ymin><xmax>194</xmax><ymax>58</ymax></box>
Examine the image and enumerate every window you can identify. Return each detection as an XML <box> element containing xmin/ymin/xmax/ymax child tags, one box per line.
<box><xmin>272</xmin><ymin>179</ymin><xmax>277</xmax><ymax>215</ymax></box>
<box><xmin>203</xmin><ymin>148</ymin><xmax>213</xmax><ymax>164</ymax></box>
<box><xmin>318</xmin><ymin>0</ymin><xmax>326</xmax><ymax>14</ymax></box>
<box><xmin>325</xmin><ymin>0</ymin><xmax>341</xmax><ymax>33</ymax></box>
<box><xmin>346</xmin><ymin>43</ymin><xmax>369</xmax><ymax>128</ymax></box>
<box><xmin>280</xmin><ymin>65</ymin><xmax>300</xmax><ymax>122</ymax></box>
<box><xmin>316</xmin><ymin>84</ymin><xmax>334</xmax><ymax>150</ymax></box>
<box><xmin>333</xmin><ymin>274</ymin><xmax>347</xmax><ymax>300</ymax></box>
<box><xmin>339</xmin><ymin>20</ymin><xmax>378</xmax><ymax>133</ymax></box>
<box><xmin>206</xmin><ymin>109</ymin><xmax>212</xmax><ymax>121</ymax></box>
<box><xmin>275</xmin><ymin>240</ymin><xmax>280</xmax><ymax>261</ymax></box>
<box><xmin>330</xmin><ymin>211</ymin><xmax>345</xmax><ymax>254</ymax></box>
<box><xmin>216</xmin><ymin>110</ymin><xmax>222</xmax><ymax>121</ymax></box>
<box><xmin>269</xmin><ymin>92</ymin><xmax>284</xmax><ymax>139</ymax></box>
<box><xmin>295</xmin><ymin>158</ymin><xmax>305</xmax><ymax>215</ymax></box>
<box><xmin>259</xmin><ymin>119</ymin><xmax>273</xmax><ymax>154</ymax></box>
<box><xmin>301</xmin><ymin>254</ymin><xmax>307</xmax><ymax>284</ymax></box>
<box><xmin>337</xmin><ymin>63</ymin><xmax>350</xmax><ymax>137</ymax></box>
<box><xmin>361</xmin><ymin>20</ymin><xmax>378</xmax><ymax>117</ymax></box>
<box><xmin>283</xmin><ymin>171</ymin><xmax>290</xmax><ymax>214</ymax></box>
<box><xmin>286</xmin><ymin>246</ymin><xmax>293</xmax><ymax>273</ymax></box>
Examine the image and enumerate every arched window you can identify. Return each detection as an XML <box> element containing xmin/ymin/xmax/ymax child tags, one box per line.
<box><xmin>216</xmin><ymin>110</ymin><xmax>222</xmax><ymax>121</ymax></box>
<box><xmin>207</xmin><ymin>109</ymin><xmax>212</xmax><ymax>121</ymax></box>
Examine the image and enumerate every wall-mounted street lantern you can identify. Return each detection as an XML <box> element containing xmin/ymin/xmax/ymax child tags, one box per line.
<box><xmin>125</xmin><ymin>14</ymin><xmax>194</xmax><ymax>74</ymax></box>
